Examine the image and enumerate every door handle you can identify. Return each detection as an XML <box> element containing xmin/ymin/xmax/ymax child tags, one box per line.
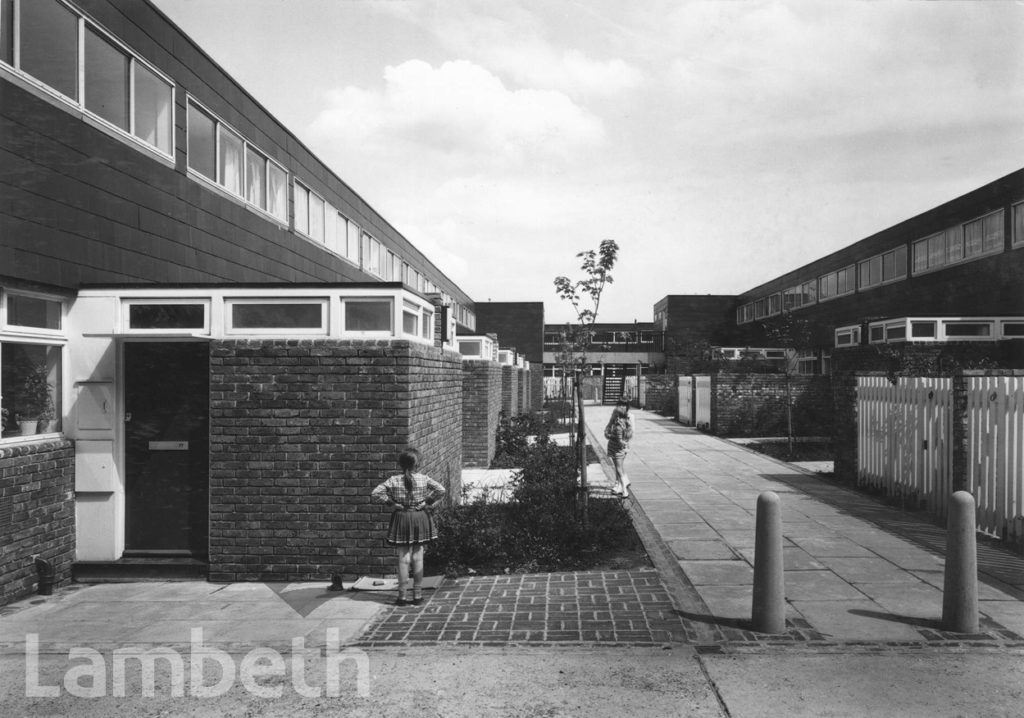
<box><xmin>125</xmin><ymin>412</ymin><xmax>132</xmax><ymax>423</ymax></box>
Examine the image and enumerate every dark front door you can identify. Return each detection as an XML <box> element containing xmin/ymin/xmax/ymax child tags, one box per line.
<box><xmin>124</xmin><ymin>342</ymin><xmax>209</xmax><ymax>556</ymax></box>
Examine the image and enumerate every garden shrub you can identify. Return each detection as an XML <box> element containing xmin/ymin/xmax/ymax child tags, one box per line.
<box><xmin>428</xmin><ymin>439</ymin><xmax>636</xmax><ymax>577</ymax></box>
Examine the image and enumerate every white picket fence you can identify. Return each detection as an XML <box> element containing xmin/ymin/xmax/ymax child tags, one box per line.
<box><xmin>857</xmin><ymin>374</ymin><xmax>1024</xmax><ymax>542</ymax></box>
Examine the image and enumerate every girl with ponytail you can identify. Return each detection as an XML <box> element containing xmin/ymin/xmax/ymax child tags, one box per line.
<box><xmin>371</xmin><ymin>447</ymin><xmax>446</xmax><ymax>605</ymax></box>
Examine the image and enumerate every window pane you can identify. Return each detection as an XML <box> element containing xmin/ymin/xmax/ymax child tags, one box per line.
<box><xmin>134</xmin><ymin>63</ymin><xmax>173</xmax><ymax>154</ymax></box>
<box><xmin>345</xmin><ymin>301</ymin><xmax>392</xmax><ymax>331</ymax></box>
<box><xmin>422</xmin><ymin>310</ymin><xmax>432</xmax><ymax>339</ymax></box>
<box><xmin>84</xmin><ymin>28</ymin><xmax>129</xmax><ymax>130</ymax></box>
<box><xmin>187</xmin><ymin>103</ymin><xmax>216</xmax><ymax>179</ymax></box>
<box><xmin>1</xmin><ymin>342</ymin><xmax>61</xmax><ymax>436</ymax></box>
<box><xmin>369</xmin><ymin>239</ymin><xmax>380</xmax><ymax>275</ymax></box>
<box><xmin>294</xmin><ymin>184</ymin><xmax>309</xmax><ymax>235</ymax></box>
<box><xmin>1015</xmin><ymin>204</ymin><xmax>1024</xmax><ymax>247</ymax></box>
<box><xmin>129</xmin><ymin>304</ymin><xmax>204</xmax><ymax>329</ymax></box>
<box><xmin>459</xmin><ymin>340</ymin><xmax>482</xmax><ymax>356</ymax></box>
<box><xmin>232</xmin><ymin>303</ymin><xmax>322</xmax><ymax>329</ymax></box>
<box><xmin>927</xmin><ymin>234</ymin><xmax>944</xmax><ymax>268</ymax></box>
<box><xmin>880</xmin><ymin>253</ymin><xmax>893</xmax><ymax>282</ymax></box>
<box><xmin>245</xmin><ymin>146</ymin><xmax>267</xmax><ymax>210</ymax></box>
<box><xmin>7</xmin><ymin>294</ymin><xmax>61</xmax><ymax>329</ymax></box>
<box><xmin>964</xmin><ymin>218</ymin><xmax>983</xmax><ymax>257</ymax></box>
<box><xmin>911</xmin><ymin>321</ymin><xmax>936</xmax><ymax>338</ymax></box>
<box><xmin>346</xmin><ymin>220</ymin><xmax>360</xmax><ymax>259</ymax></box>
<box><xmin>218</xmin><ymin>126</ymin><xmax>243</xmax><ymax>195</ymax></box>
<box><xmin>1</xmin><ymin>0</ymin><xmax>13</xmax><ymax>65</ymax></box>
<box><xmin>893</xmin><ymin>246</ymin><xmax>907</xmax><ymax>277</ymax></box>
<box><xmin>309</xmin><ymin>193</ymin><xmax>325</xmax><ymax>241</ymax></box>
<box><xmin>945</xmin><ymin>322</ymin><xmax>991</xmax><ymax>337</ymax></box>
<box><xmin>982</xmin><ymin>211</ymin><xmax>1003</xmax><ymax>253</ymax></box>
<box><xmin>945</xmin><ymin>228</ymin><xmax>963</xmax><ymax>264</ymax></box>
<box><xmin>403</xmin><ymin>310</ymin><xmax>418</xmax><ymax>335</ymax></box>
<box><xmin>912</xmin><ymin>240</ymin><xmax>928</xmax><ymax>273</ymax></box>
<box><xmin>20</xmin><ymin>0</ymin><xmax>79</xmax><ymax>100</ymax></box>
<box><xmin>267</xmin><ymin>163</ymin><xmax>287</xmax><ymax>221</ymax></box>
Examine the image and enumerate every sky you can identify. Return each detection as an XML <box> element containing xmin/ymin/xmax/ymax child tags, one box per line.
<box><xmin>151</xmin><ymin>0</ymin><xmax>1024</xmax><ymax>325</ymax></box>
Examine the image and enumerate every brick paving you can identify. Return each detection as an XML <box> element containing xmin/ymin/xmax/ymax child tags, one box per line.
<box><xmin>355</xmin><ymin>569</ymin><xmax>699</xmax><ymax>646</ymax></box>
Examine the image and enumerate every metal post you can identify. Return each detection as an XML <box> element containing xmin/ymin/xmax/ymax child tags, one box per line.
<box><xmin>942</xmin><ymin>490</ymin><xmax>979</xmax><ymax>633</ymax></box>
<box><xmin>751</xmin><ymin>491</ymin><xmax>786</xmax><ymax>633</ymax></box>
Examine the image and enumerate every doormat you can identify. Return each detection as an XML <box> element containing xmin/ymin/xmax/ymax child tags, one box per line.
<box><xmin>350</xmin><ymin>575</ymin><xmax>445</xmax><ymax>592</ymax></box>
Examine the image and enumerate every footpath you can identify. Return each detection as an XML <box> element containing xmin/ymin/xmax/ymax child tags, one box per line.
<box><xmin>0</xmin><ymin>406</ymin><xmax>1022</xmax><ymax>716</ymax></box>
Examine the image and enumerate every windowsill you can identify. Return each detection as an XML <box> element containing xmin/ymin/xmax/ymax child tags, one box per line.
<box><xmin>0</xmin><ymin>432</ymin><xmax>63</xmax><ymax>447</ymax></box>
<box><xmin>186</xmin><ymin>169</ymin><xmax>290</xmax><ymax>229</ymax></box>
<box><xmin>911</xmin><ymin>246</ymin><xmax>1004</xmax><ymax>278</ymax></box>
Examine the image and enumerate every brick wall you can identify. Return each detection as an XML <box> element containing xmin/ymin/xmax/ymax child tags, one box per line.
<box><xmin>462</xmin><ymin>361</ymin><xmax>503</xmax><ymax>468</ymax></box>
<box><xmin>643</xmin><ymin>375</ymin><xmax>678</xmax><ymax>415</ymax></box>
<box><xmin>208</xmin><ymin>339</ymin><xmax>462</xmax><ymax>582</ymax></box>
<box><xmin>501</xmin><ymin>365</ymin><xmax>520</xmax><ymax>416</ymax></box>
<box><xmin>0</xmin><ymin>439</ymin><xmax>75</xmax><ymax>606</ymax></box>
<box><xmin>711</xmin><ymin>373</ymin><xmax>833</xmax><ymax>437</ymax></box>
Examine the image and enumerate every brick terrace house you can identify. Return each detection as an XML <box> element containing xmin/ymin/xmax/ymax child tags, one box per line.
<box><xmin>0</xmin><ymin>0</ymin><xmax>537</xmax><ymax>602</ymax></box>
<box><xmin>657</xmin><ymin>169</ymin><xmax>1024</xmax><ymax>377</ymax></box>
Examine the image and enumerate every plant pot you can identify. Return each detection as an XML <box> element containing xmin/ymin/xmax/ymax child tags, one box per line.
<box><xmin>19</xmin><ymin>420</ymin><xmax>39</xmax><ymax>436</ymax></box>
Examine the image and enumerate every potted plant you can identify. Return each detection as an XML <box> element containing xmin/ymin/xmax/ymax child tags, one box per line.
<box><xmin>14</xmin><ymin>364</ymin><xmax>55</xmax><ymax>436</ymax></box>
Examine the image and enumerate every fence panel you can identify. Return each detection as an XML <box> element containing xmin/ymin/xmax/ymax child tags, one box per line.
<box><xmin>678</xmin><ymin>376</ymin><xmax>694</xmax><ymax>425</ymax></box>
<box><xmin>856</xmin><ymin>376</ymin><xmax>953</xmax><ymax>513</ymax></box>
<box><xmin>968</xmin><ymin>375</ymin><xmax>1024</xmax><ymax>542</ymax></box>
<box><xmin>695</xmin><ymin>375</ymin><xmax>712</xmax><ymax>429</ymax></box>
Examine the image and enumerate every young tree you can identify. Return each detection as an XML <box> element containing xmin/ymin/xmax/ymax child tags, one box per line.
<box><xmin>553</xmin><ymin>239</ymin><xmax>619</xmax><ymax>501</ymax></box>
<box><xmin>763</xmin><ymin>312</ymin><xmax>814</xmax><ymax>455</ymax></box>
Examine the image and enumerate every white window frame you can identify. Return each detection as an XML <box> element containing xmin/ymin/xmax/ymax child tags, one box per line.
<box><xmin>912</xmin><ymin>209</ymin><xmax>1005</xmax><ymax>277</ymax></box>
<box><xmin>1</xmin><ymin>0</ymin><xmax>176</xmax><ymax>161</ymax></box>
<box><xmin>1013</xmin><ymin>202</ymin><xmax>1024</xmax><ymax>248</ymax></box>
<box><xmin>224</xmin><ymin>297</ymin><xmax>329</xmax><ymax>336</ymax></box>
<box><xmin>341</xmin><ymin>297</ymin><xmax>394</xmax><ymax>337</ymax></box>
<box><xmin>186</xmin><ymin>96</ymin><xmax>288</xmax><ymax>224</ymax></box>
<box><xmin>121</xmin><ymin>298</ymin><xmax>211</xmax><ymax>335</ymax></box>
<box><xmin>1</xmin><ymin>286</ymin><xmax>68</xmax><ymax>444</ymax></box>
<box><xmin>834</xmin><ymin>325</ymin><xmax>861</xmax><ymax>348</ymax></box>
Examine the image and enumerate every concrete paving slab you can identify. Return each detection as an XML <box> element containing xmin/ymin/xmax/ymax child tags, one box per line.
<box><xmin>817</xmin><ymin>556</ymin><xmax>915</xmax><ymax>584</ymax></box>
<box><xmin>656</xmin><ymin>523</ymin><xmax>718</xmax><ymax>540</ymax></box>
<box><xmin>980</xmin><ymin>600</ymin><xmax>1024</xmax><ymax>637</ymax></box>
<box><xmin>855</xmin><ymin>582</ymin><xmax>944</xmax><ymax>619</ymax></box>
<box><xmin>789</xmin><ymin>599</ymin><xmax>926</xmax><ymax>641</ymax></box>
<box><xmin>789</xmin><ymin>536</ymin><xmax>878</xmax><ymax>558</ymax></box>
<box><xmin>679</xmin><ymin>560</ymin><xmax>754</xmax><ymax>586</ymax></box>
<box><xmin>783</xmin><ymin>571</ymin><xmax>867</xmax><ymax>601</ymax></box>
<box><xmin>667</xmin><ymin>539</ymin><xmax>739</xmax><ymax>560</ymax></box>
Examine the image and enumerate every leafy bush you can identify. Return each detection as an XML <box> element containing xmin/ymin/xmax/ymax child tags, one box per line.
<box><xmin>492</xmin><ymin>411</ymin><xmax>555</xmax><ymax>468</ymax></box>
<box><xmin>428</xmin><ymin>441</ymin><xmax>636</xmax><ymax>577</ymax></box>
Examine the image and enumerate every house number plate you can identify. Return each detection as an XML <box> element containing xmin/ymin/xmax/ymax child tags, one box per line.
<box><xmin>149</xmin><ymin>441</ymin><xmax>188</xmax><ymax>451</ymax></box>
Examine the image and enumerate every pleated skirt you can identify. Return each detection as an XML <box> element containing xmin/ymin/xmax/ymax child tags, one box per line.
<box><xmin>386</xmin><ymin>509</ymin><xmax>438</xmax><ymax>545</ymax></box>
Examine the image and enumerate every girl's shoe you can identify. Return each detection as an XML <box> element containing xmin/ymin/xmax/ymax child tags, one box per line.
<box><xmin>412</xmin><ymin>596</ymin><xmax>424</xmax><ymax>606</ymax></box>
<box><xmin>395</xmin><ymin>597</ymin><xmax>409</xmax><ymax>606</ymax></box>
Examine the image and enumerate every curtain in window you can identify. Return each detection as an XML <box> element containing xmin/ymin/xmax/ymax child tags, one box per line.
<box><xmin>310</xmin><ymin>194</ymin><xmax>325</xmax><ymax>241</ymax></box>
<box><xmin>134</xmin><ymin>64</ymin><xmax>173</xmax><ymax>154</ymax></box>
<box><xmin>294</xmin><ymin>184</ymin><xmax>310</xmax><ymax>235</ymax></box>
<box><xmin>268</xmin><ymin>164</ymin><xmax>287</xmax><ymax>221</ymax></box>
<box><xmin>218</xmin><ymin>127</ymin><xmax>243</xmax><ymax>195</ymax></box>
<box><xmin>982</xmin><ymin>211</ymin><xmax>1003</xmax><ymax>253</ymax></box>
<box><xmin>245</xmin><ymin>147</ymin><xmax>267</xmax><ymax>210</ymax></box>
<box><xmin>187</xmin><ymin>103</ymin><xmax>216</xmax><ymax>179</ymax></box>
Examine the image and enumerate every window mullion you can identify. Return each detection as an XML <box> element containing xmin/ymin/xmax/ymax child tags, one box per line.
<box><xmin>76</xmin><ymin>15</ymin><xmax>84</xmax><ymax>107</ymax></box>
<box><xmin>128</xmin><ymin>57</ymin><xmax>136</xmax><ymax>134</ymax></box>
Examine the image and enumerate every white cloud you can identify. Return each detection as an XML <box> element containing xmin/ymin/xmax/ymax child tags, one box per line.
<box><xmin>307</xmin><ymin>59</ymin><xmax>606</xmax><ymax>172</ymax></box>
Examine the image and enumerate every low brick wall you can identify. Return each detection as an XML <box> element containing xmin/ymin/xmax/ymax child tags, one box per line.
<box><xmin>0</xmin><ymin>439</ymin><xmax>75</xmax><ymax>606</ymax></box>
<box><xmin>711</xmin><ymin>373</ymin><xmax>833</xmax><ymax>437</ymax></box>
<box><xmin>208</xmin><ymin>339</ymin><xmax>462</xmax><ymax>582</ymax></box>
<box><xmin>643</xmin><ymin>375</ymin><xmax>677</xmax><ymax>415</ymax></box>
<box><xmin>462</xmin><ymin>361</ymin><xmax>502</xmax><ymax>468</ymax></box>
<box><xmin>501</xmin><ymin>365</ymin><xmax>520</xmax><ymax>416</ymax></box>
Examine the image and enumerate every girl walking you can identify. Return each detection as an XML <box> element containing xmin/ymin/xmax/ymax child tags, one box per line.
<box><xmin>604</xmin><ymin>399</ymin><xmax>635</xmax><ymax>498</ymax></box>
<box><xmin>371</xmin><ymin>448</ymin><xmax>446</xmax><ymax>605</ymax></box>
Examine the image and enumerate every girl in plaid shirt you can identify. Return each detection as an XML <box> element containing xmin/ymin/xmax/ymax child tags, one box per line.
<box><xmin>371</xmin><ymin>447</ymin><xmax>446</xmax><ymax>606</ymax></box>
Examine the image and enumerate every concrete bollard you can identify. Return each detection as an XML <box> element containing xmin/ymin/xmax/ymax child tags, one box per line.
<box><xmin>751</xmin><ymin>491</ymin><xmax>786</xmax><ymax>634</ymax></box>
<box><xmin>942</xmin><ymin>490</ymin><xmax>979</xmax><ymax>633</ymax></box>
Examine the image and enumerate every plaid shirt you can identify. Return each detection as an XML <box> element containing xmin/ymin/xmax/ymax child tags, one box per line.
<box><xmin>371</xmin><ymin>473</ymin><xmax>446</xmax><ymax>509</ymax></box>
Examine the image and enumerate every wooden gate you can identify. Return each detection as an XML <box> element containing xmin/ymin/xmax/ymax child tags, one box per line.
<box><xmin>968</xmin><ymin>375</ymin><xmax>1024</xmax><ymax>542</ymax></box>
<box><xmin>695</xmin><ymin>375</ymin><xmax>712</xmax><ymax>430</ymax></box>
<box><xmin>856</xmin><ymin>376</ymin><xmax>954</xmax><ymax>515</ymax></box>
<box><xmin>678</xmin><ymin>376</ymin><xmax>693</xmax><ymax>425</ymax></box>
